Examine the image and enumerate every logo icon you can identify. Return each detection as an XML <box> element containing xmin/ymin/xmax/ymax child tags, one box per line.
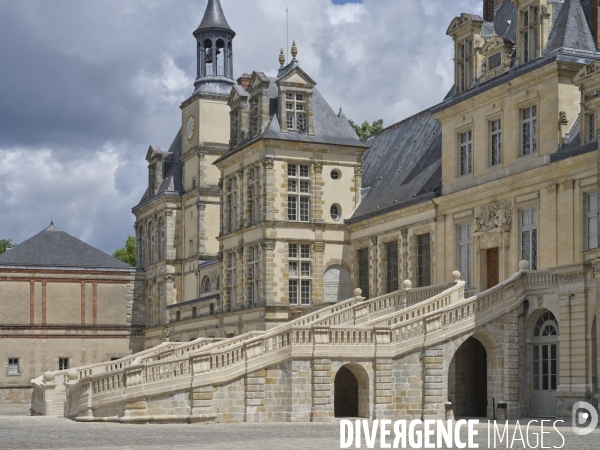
<box><xmin>572</xmin><ymin>401</ymin><xmax>598</xmax><ymax>436</ymax></box>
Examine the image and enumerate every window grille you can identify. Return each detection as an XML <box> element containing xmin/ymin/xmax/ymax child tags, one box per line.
<box><xmin>8</xmin><ymin>358</ymin><xmax>19</xmax><ymax>375</ymax></box>
<box><xmin>490</xmin><ymin>119</ymin><xmax>502</xmax><ymax>166</ymax></box>
<box><xmin>288</xmin><ymin>164</ymin><xmax>310</xmax><ymax>223</ymax></box>
<box><xmin>521</xmin><ymin>7</ymin><xmax>539</xmax><ymax>63</ymax></box>
<box><xmin>247</xmin><ymin>245</ymin><xmax>260</xmax><ymax>306</ymax></box>
<box><xmin>228</xmin><ymin>252</ymin><xmax>237</xmax><ymax>308</ymax></box>
<box><xmin>457</xmin><ymin>39</ymin><xmax>473</xmax><ymax>93</ymax></box>
<box><xmin>459</xmin><ymin>130</ymin><xmax>472</xmax><ymax>176</ymax></box>
<box><xmin>386</xmin><ymin>242</ymin><xmax>399</xmax><ymax>294</ymax></box>
<box><xmin>522</xmin><ymin>105</ymin><xmax>537</xmax><ymax>155</ymax></box>
<box><xmin>204</xmin><ymin>277</ymin><xmax>211</xmax><ymax>293</ymax></box>
<box><xmin>284</xmin><ymin>92</ymin><xmax>307</xmax><ymax>131</ymax></box>
<box><xmin>247</xmin><ymin>167</ymin><xmax>260</xmax><ymax>225</ymax></box>
<box><xmin>417</xmin><ymin>234</ymin><xmax>431</xmax><ymax>287</ymax></box>
<box><xmin>59</xmin><ymin>358</ymin><xmax>69</xmax><ymax>371</ymax></box>
<box><xmin>588</xmin><ymin>113</ymin><xmax>597</xmax><ymax>143</ymax></box>
<box><xmin>289</xmin><ymin>244</ymin><xmax>311</xmax><ymax>305</ymax></box>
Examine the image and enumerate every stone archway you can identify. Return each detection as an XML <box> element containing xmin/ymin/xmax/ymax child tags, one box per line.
<box><xmin>448</xmin><ymin>337</ymin><xmax>488</xmax><ymax>417</ymax></box>
<box><xmin>334</xmin><ymin>363</ymin><xmax>369</xmax><ymax>418</ymax></box>
<box><xmin>324</xmin><ymin>265</ymin><xmax>350</xmax><ymax>302</ymax></box>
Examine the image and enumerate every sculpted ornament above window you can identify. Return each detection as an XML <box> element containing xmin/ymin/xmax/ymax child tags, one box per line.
<box><xmin>479</xmin><ymin>34</ymin><xmax>514</xmax><ymax>83</ymax></box>
<box><xmin>473</xmin><ymin>200</ymin><xmax>513</xmax><ymax>234</ymax></box>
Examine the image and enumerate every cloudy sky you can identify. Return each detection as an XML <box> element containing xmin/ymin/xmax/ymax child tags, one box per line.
<box><xmin>0</xmin><ymin>0</ymin><xmax>481</xmax><ymax>254</ymax></box>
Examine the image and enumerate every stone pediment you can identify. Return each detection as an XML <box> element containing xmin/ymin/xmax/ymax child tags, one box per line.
<box><xmin>276</xmin><ymin>66</ymin><xmax>316</xmax><ymax>88</ymax></box>
<box><xmin>480</xmin><ymin>34</ymin><xmax>513</xmax><ymax>83</ymax></box>
<box><xmin>145</xmin><ymin>145</ymin><xmax>164</xmax><ymax>163</ymax></box>
<box><xmin>573</xmin><ymin>62</ymin><xmax>600</xmax><ymax>86</ymax></box>
<box><xmin>247</xmin><ymin>71</ymin><xmax>271</xmax><ymax>93</ymax></box>
<box><xmin>227</xmin><ymin>85</ymin><xmax>249</xmax><ymax>107</ymax></box>
<box><xmin>472</xmin><ymin>200</ymin><xmax>513</xmax><ymax>249</ymax></box>
<box><xmin>446</xmin><ymin>13</ymin><xmax>484</xmax><ymax>36</ymax></box>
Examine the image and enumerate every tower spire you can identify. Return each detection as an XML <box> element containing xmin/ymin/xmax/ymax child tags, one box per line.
<box><xmin>192</xmin><ymin>0</ymin><xmax>236</xmax><ymax>96</ymax></box>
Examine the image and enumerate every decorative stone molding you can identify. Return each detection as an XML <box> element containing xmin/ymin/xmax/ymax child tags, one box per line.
<box><xmin>133</xmin><ymin>222</ymin><xmax>138</xmax><ymax>231</ymax></box>
<box><xmin>197</xmin><ymin>202</ymin><xmax>206</xmax><ymax>210</ymax></box>
<box><xmin>313</xmin><ymin>242</ymin><xmax>325</xmax><ymax>252</ymax></box>
<box><xmin>262</xmin><ymin>159</ymin><xmax>274</xmax><ymax>170</ymax></box>
<box><xmin>472</xmin><ymin>200</ymin><xmax>512</xmax><ymax>249</ymax></box>
<box><xmin>313</xmin><ymin>163</ymin><xmax>323</xmax><ymax>174</ymax></box>
<box><xmin>163</xmin><ymin>274</ymin><xmax>174</xmax><ymax>283</ymax></box>
<box><xmin>236</xmin><ymin>246</ymin><xmax>244</xmax><ymax>256</ymax></box>
<box><xmin>164</xmin><ymin>209</ymin><xmax>174</xmax><ymax>217</ymax></box>
<box><xmin>354</xmin><ymin>166</ymin><xmax>363</xmax><ymax>176</ymax></box>
<box><xmin>546</xmin><ymin>184</ymin><xmax>558</xmax><ymax>194</ymax></box>
<box><xmin>260</xmin><ymin>240</ymin><xmax>276</xmax><ymax>250</ymax></box>
<box><xmin>217</xmin><ymin>251</ymin><xmax>223</xmax><ymax>262</ymax></box>
<box><xmin>218</xmin><ymin>178</ymin><xmax>223</xmax><ymax>189</ymax></box>
<box><xmin>556</xmin><ymin>272</ymin><xmax>585</xmax><ymax>285</ymax></box>
<box><xmin>370</xmin><ymin>236</ymin><xmax>378</xmax><ymax>246</ymax></box>
<box><xmin>559</xmin><ymin>111</ymin><xmax>568</xmax><ymax>125</ymax></box>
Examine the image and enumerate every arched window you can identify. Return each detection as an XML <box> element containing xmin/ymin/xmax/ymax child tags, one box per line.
<box><xmin>204</xmin><ymin>277</ymin><xmax>211</xmax><ymax>293</ymax></box>
<box><xmin>534</xmin><ymin>311</ymin><xmax>559</xmax><ymax>337</ymax></box>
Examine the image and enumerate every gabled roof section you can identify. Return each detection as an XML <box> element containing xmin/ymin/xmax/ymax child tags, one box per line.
<box><xmin>194</xmin><ymin>0</ymin><xmax>234</xmax><ymax>35</ymax></box>
<box><xmin>145</xmin><ymin>145</ymin><xmax>164</xmax><ymax>162</ymax></box>
<box><xmin>275</xmin><ymin>66</ymin><xmax>317</xmax><ymax>87</ymax></box>
<box><xmin>545</xmin><ymin>0</ymin><xmax>596</xmax><ymax>53</ymax></box>
<box><xmin>349</xmin><ymin>110</ymin><xmax>442</xmax><ymax>222</ymax></box>
<box><xmin>447</xmin><ymin>13</ymin><xmax>485</xmax><ymax>36</ymax></box>
<box><xmin>492</xmin><ymin>0</ymin><xmax>516</xmax><ymax>41</ymax></box>
<box><xmin>0</xmin><ymin>223</ymin><xmax>132</xmax><ymax>270</ymax></box>
<box><xmin>228</xmin><ymin>84</ymin><xmax>249</xmax><ymax>106</ymax></box>
<box><xmin>137</xmin><ymin>128</ymin><xmax>183</xmax><ymax>206</ymax></box>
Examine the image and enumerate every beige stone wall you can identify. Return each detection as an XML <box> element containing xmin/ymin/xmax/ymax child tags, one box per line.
<box><xmin>0</xmin><ymin>281</ymin><xmax>29</xmax><ymax>324</ymax></box>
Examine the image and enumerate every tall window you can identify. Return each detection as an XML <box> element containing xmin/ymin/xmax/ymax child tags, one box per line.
<box><xmin>247</xmin><ymin>167</ymin><xmax>260</xmax><ymax>225</ymax></box>
<box><xmin>285</xmin><ymin>92</ymin><xmax>307</xmax><ymax>131</ymax></box>
<box><xmin>417</xmin><ymin>234</ymin><xmax>431</xmax><ymax>287</ymax></box>
<box><xmin>247</xmin><ymin>245</ymin><xmax>260</xmax><ymax>306</ymax></box>
<box><xmin>459</xmin><ymin>130</ymin><xmax>472</xmax><ymax>176</ymax></box>
<box><xmin>457</xmin><ymin>39</ymin><xmax>473</xmax><ymax>93</ymax></box>
<box><xmin>289</xmin><ymin>244</ymin><xmax>311</xmax><ymax>305</ymax></box>
<box><xmin>8</xmin><ymin>358</ymin><xmax>19</xmax><ymax>375</ymax></box>
<box><xmin>203</xmin><ymin>277</ymin><xmax>211</xmax><ymax>293</ymax></box>
<box><xmin>386</xmin><ymin>241</ymin><xmax>399</xmax><ymax>294</ymax></box>
<box><xmin>146</xmin><ymin>225</ymin><xmax>152</xmax><ymax>266</ymax></box>
<box><xmin>521</xmin><ymin>6</ymin><xmax>539</xmax><ymax>63</ymax></box>
<box><xmin>458</xmin><ymin>225</ymin><xmax>472</xmax><ymax>289</ymax></box>
<box><xmin>150</xmin><ymin>222</ymin><xmax>156</xmax><ymax>264</ymax></box>
<box><xmin>357</xmin><ymin>248</ymin><xmax>370</xmax><ymax>299</ymax></box>
<box><xmin>158</xmin><ymin>218</ymin><xmax>164</xmax><ymax>261</ymax></box>
<box><xmin>288</xmin><ymin>164</ymin><xmax>310</xmax><ymax>222</ymax></box>
<box><xmin>226</xmin><ymin>177</ymin><xmax>238</xmax><ymax>232</ymax></box>
<box><xmin>588</xmin><ymin>113</ymin><xmax>597</xmax><ymax>143</ymax></box>
<box><xmin>228</xmin><ymin>252</ymin><xmax>237</xmax><ymax>309</ymax></box>
<box><xmin>521</xmin><ymin>208</ymin><xmax>538</xmax><ymax>270</ymax></box>
<box><xmin>138</xmin><ymin>227</ymin><xmax>144</xmax><ymax>267</ymax></box>
<box><xmin>490</xmin><ymin>119</ymin><xmax>502</xmax><ymax>166</ymax></box>
<box><xmin>522</xmin><ymin>105</ymin><xmax>537</xmax><ymax>155</ymax></box>
<box><xmin>249</xmin><ymin>96</ymin><xmax>259</xmax><ymax>137</ymax></box>
<box><xmin>587</xmin><ymin>193</ymin><xmax>598</xmax><ymax>250</ymax></box>
<box><xmin>231</xmin><ymin>109</ymin><xmax>240</xmax><ymax>147</ymax></box>
<box><xmin>59</xmin><ymin>358</ymin><xmax>69</xmax><ymax>371</ymax></box>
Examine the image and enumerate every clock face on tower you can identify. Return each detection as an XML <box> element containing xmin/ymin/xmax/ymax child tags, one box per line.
<box><xmin>186</xmin><ymin>115</ymin><xmax>195</xmax><ymax>141</ymax></box>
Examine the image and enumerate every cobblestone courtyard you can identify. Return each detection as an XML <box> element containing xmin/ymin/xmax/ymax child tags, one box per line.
<box><xmin>2</xmin><ymin>405</ymin><xmax>600</xmax><ymax>449</ymax></box>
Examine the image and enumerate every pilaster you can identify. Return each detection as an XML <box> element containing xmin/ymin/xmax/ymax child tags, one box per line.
<box><xmin>312</xmin><ymin>358</ymin><xmax>334</xmax><ymax>421</ymax></box>
<box><xmin>245</xmin><ymin>369</ymin><xmax>267</xmax><ymax>422</ymax></box>
<box><xmin>313</xmin><ymin>242</ymin><xmax>325</xmax><ymax>304</ymax></box>
<box><xmin>286</xmin><ymin>360</ymin><xmax>312</xmax><ymax>422</ymax></box>
<box><xmin>422</xmin><ymin>346</ymin><xmax>444</xmax><ymax>420</ymax></box>
<box><xmin>374</xmin><ymin>357</ymin><xmax>394</xmax><ymax>419</ymax></box>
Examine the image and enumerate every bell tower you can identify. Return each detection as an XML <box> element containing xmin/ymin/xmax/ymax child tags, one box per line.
<box><xmin>193</xmin><ymin>0</ymin><xmax>236</xmax><ymax>96</ymax></box>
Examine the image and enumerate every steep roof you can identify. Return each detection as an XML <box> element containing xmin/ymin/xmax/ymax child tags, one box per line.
<box><xmin>195</xmin><ymin>0</ymin><xmax>234</xmax><ymax>34</ymax></box>
<box><xmin>349</xmin><ymin>110</ymin><xmax>442</xmax><ymax>223</ymax></box>
<box><xmin>137</xmin><ymin>128</ymin><xmax>183</xmax><ymax>206</ymax></box>
<box><xmin>0</xmin><ymin>223</ymin><xmax>132</xmax><ymax>270</ymax></box>
<box><xmin>546</xmin><ymin>0</ymin><xmax>596</xmax><ymax>53</ymax></box>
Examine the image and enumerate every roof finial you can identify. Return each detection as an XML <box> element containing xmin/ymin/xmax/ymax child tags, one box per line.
<box><xmin>279</xmin><ymin>48</ymin><xmax>286</xmax><ymax>67</ymax></box>
<box><xmin>291</xmin><ymin>40</ymin><xmax>298</xmax><ymax>60</ymax></box>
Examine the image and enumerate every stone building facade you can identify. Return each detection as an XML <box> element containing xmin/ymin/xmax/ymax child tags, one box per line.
<box><xmin>86</xmin><ymin>0</ymin><xmax>600</xmax><ymax>421</ymax></box>
<box><xmin>0</xmin><ymin>223</ymin><xmax>143</xmax><ymax>405</ymax></box>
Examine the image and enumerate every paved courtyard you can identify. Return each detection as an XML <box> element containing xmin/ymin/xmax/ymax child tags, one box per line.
<box><xmin>2</xmin><ymin>404</ymin><xmax>600</xmax><ymax>449</ymax></box>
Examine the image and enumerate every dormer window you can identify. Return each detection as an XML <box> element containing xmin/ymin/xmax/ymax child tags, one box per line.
<box><xmin>285</xmin><ymin>92</ymin><xmax>307</xmax><ymax>132</ymax></box>
<box><xmin>230</xmin><ymin>109</ymin><xmax>240</xmax><ymax>147</ymax></box>
<box><xmin>521</xmin><ymin>6</ymin><xmax>539</xmax><ymax>63</ymax></box>
<box><xmin>457</xmin><ymin>39</ymin><xmax>473</xmax><ymax>93</ymax></box>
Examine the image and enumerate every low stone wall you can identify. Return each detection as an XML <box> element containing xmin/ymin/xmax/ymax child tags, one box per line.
<box><xmin>0</xmin><ymin>386</ymin><xmax>32</xmax><ymax>405</ymax></box>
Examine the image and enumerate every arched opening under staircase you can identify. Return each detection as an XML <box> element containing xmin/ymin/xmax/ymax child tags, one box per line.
<box><xmin>334</xmin><ymin>363</ymin><xmax>369</xmax><ymax>418</ymax></box>
<box><xmin>448</xmin><ymin>336</ymin><xmax>488</xmax><ymax>417</ymax></box>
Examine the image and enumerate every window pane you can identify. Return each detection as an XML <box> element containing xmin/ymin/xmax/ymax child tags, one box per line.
<box><xmin>300</xmin><ymin>197</ymin><xmax>310</xmax><ymax>222</ymax></box>
<box><xmin>417</xmin><ymin>234</ymin><xmax>431</xmax><ymax>287</ymax></box>
<box><xmin>300</xmin><ymin>245</ymin><xmax>310</xmax><ymax>258</ymax></box>
<box><xmin>289</xmin><ymin>261</ymin><xmax>298</xmax><ymax>277</ymax></box>
<box><xmin>288</xmin><ymin>179</ymin><xmax>297</xmax><ymax>193</ymax></box>
<box><xmin>289</xmin><ymin>244</ymin><xmax>298</xmax><ymax>258</ymax></box>
<box><xmin>301</xmin><ymin>262</ymin><xmax>311</xmax><ymax>277</ymax></box>
<box><xmin>300</xmin><ymin>180</ymin><xmax>310</xmax><ymax>193</ymax></box>
<box><xmin>288</xmin><ymin>196</ymin><xmax>297</xmax><ymax>221</ymax></box>
<box><xmin>588</xmin><ymin>193</ymin><xmax>598</xmax><ymax>213</ymax></box>
<box><xmin>300</xmin><ymin>280</ymin><xmax>310</xmax><ymax>305</ymax></box>
<box><xmin>299</xmin><ymin>165</ymin><xmax>309</xmax><ymax>177</ymax></box>
<box><xmin>288</xmin><ymin>165</ymin><xmax>296</xmax><ymax>177</ymax></box>
<box><xmin>289</xmin><ymin>280</ymin><xmax>298</xmax><ymax>305</ymax></box>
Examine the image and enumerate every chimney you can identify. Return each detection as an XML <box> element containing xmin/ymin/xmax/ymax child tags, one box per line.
<box><xmin>591</xmin><ymin>0</ymin><xmax>600</xmax><ymax>49</ymax></box>
<box><xmin>237</xmin><ymin>73</ymin><xmax>251</xmax><ymax>91</ymax></box>
<box><xmin>483</xmin><ymin>0</ymin><xmax>505</xmax><ymax>22</ymax></box>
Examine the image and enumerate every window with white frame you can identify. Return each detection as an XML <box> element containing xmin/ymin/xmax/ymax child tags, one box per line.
<box><xmin>285</xmin><ymin>92</ymin><xmax>307</xmax><ymax>132</ymax></box>
<box><xmin>226</xmin><ymin>177</ymin><xmax>238</xmax><ymax>232</ymax></box>
<box><xmin>490</xmin><ymin>119</ymin><xmax>502</xmax><ymax>166</ymax></box>
<box><xmin>58</xmin><ymin>358</ymin><xmax>69</xmax><ymax>371</ymax></box>
<box><xmin>247</xmin><ymin>245</ymin><xmax>260</xmax><ymax>306</ymax></box>
<box><xmin>247</xmin><ymin>167</ymin><xmax>260</xmax><ymax>225</ymax></box>
<box><xmin>588</xmin><ymin>112</ymin><xmax>597</xmax><ymax>143</ymax></box>
<box><xmin>8</xmin><ymin>358</ymin><xmax>19</xmax><ymax>375</ymax></box>
<box><xmin>458</xmin><ymin>224</ymin><xmax>472</xmax><ymax>289</ymax></box>
<box><xmin>228</xmin><ymin>252</ymin><xmax>237</xmax><ymax>309</ymax></box>
<box><xmin>522</xmin><ymin>105</ymin><xmax>537</xmax><ymax>155</ymax></box>
<box><xmin>521</xmin><ymin>208</ymin><xmax>538</xmax><ymax>270</ymax></box>
<box><xmin>587</xmin><ymin>193</ymin><xmax>598</xmax><ymax>250</ymax></box>
<box><xmin>288</xmin><ymin>164</ymin><xmax>310</xmax><ymax>222</ymax></box>
<box><xmin>288</xmin><ymin>244</ymin><xmax>311</xmax><ymax>305</ymax></box>
<box><xmin>457</xmin><ymin>39</ymin><xmax>473</xmax><ymax>93</ymax></box>
<box><xmin>520</xmin><ymin>6</ymin><xmax>539</xmax><ymax>63</ymax></box>
<box><xmin>459</xmin><ymin>130</ymin><xmax>472</xmax><ymax>176</ymax></box>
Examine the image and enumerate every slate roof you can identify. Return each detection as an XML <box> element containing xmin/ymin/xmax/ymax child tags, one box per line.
<box><xmin>195</xmin><ymin>0</ymin><xmax>234</xmax><ymax>34</ymax></box>
<box><xmin>545</xmin><ymin>0</ymin><xmax>596</xmax><ymax>53</ymax></box>
<box><xmin>348</xmin><ymin>110</ymin><xmax>442</xmax><ymax>223</ymax></box>
<box><xmin>0</xmin><ymin>223</ymin><xmax>133</xmax><ymax>270</ymax></box>
<box><xmin>137</xmin><ymin>128</ymin><xmax>183</xmax><ymax>206</ymax></box>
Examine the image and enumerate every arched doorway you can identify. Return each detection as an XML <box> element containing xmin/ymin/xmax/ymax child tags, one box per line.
<box><xmin>324</xmin><ymin>265</ymin><xmax>350</xmax><ymax>302</ymax></box>
<box><xmin>334</xmin><ymin>364</ymin><xmax>369</xmax><ymax>418</ymax></box>
<box><xmin>448</xmin><ymin>337</ymin><xmax>488</xmax><ymax>417</ymax></box>
<box><xmin>531</xmin><ymin>311</ymin><xmax>559</xmax><ymax>417</ymax></box>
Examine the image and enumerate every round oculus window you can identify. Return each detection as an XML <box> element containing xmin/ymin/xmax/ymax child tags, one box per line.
<box><xmin>331</xmin><ymin>169</ymin><xmax>341</xmax><ymax>180</ymax></box>
<box><xmin>330</xmin><ymin>204</ymin><xmax>341</xmax><ymax>221</ymax></box>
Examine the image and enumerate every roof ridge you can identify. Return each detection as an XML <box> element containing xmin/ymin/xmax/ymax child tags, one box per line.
<box><xmin>363</xmin><ymin>108</ymin><xmax>435</xmax><ymax>141</ymax></box>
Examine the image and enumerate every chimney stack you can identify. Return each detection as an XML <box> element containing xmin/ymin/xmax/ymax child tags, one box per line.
<box><xmin>237</xmin><ymin>73</ymin><xmax>251</xmax><ymax>91</ymax></box>
<box><xmin>591</xmin><ymin>0</ymin><xmax>600</xmax><ymax>49</ymax></box>
<box><xmin>483</xmin><ymin>0</ymin><xmax>505</xmax><ymax>22</ymax></box>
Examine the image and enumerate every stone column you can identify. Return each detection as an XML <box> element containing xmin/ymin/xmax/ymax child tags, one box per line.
<box><xmin>540</xmin><ymin>184</ymin><xmax>558</xmax><ymax>269</ymax></box>
<box><xmin>245</xmin><ymin>369</ymin><xmax>267</xmax><ymax>422</ymax></box>
<box><xmin>42</xmin><ymin>280</ymin><xmax>47</xmax><ymax>325</ymax></box>
<box><xmin>261</xmin><ymin>240</ymin><xmax>276</xmax><ymax>306</ymax></box>
<box><xmin>558</xmin><ymin>180</ymin><xmax>575</xmax><ymax>265</ymax></box>
<box><xmin>502</xmin><ymin>309</ymin><xmax>520</xmax><ymax>419</ymax></box>
<box><xmin>197</xmin><ymin>202</ymin><xmax>207</xmax><ymax>256</ymax></box>
<box><xmin>164</xmin><ymin>209</ymin><xmax>175</xmax><ymax>260</ymax></box>
<box><xmin>29</xmin><ymin>280</ymin><xmax>35</xmax><ymax>325</ymax></box>
<box><xmin>422</xmin><ymin>345</ymin><xmax>444</xmax><ymax>420</ymax></box>
<box><xmin>374</xmin><ymin>357</ymin><xmax>394</xmax><ymax>419</ymax></box>
<box><xmin>313</xmin><ymin>243</ymin><xmax>325</xmax><ymax>305</ymax></box>
<box><xmin>354</xmin><ymin>166</ymin><xmax>363</xmax><ymax>207</ymax></box>
<box><xmin>262</xmin><ymin>159</ymin><xmax>276</xmax><ymax>221</ymax></box>
<box><xmin>312</xmin><ymin>358</ymin><xmax>334</xmax><ymax>421</ymax></box>
<box><xmin>313</xmin><ymin>163</ymin><xmax>324</xmax><ymax>223</ymax></box>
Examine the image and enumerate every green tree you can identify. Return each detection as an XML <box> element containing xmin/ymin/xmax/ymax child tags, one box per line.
<box><xmin>0</xmin><ymin>239</ymin><xmax>16</xmax><ymax>255</ymax></box>
<box><xmin>348</xmin><ymin>118</ymin><xmax>384</xmax><ymax>139</ymax></box>
<box><xmin>113</xmin><ymin>236</ymin><xmax>136</xmax><ymax>266</ymax></box>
